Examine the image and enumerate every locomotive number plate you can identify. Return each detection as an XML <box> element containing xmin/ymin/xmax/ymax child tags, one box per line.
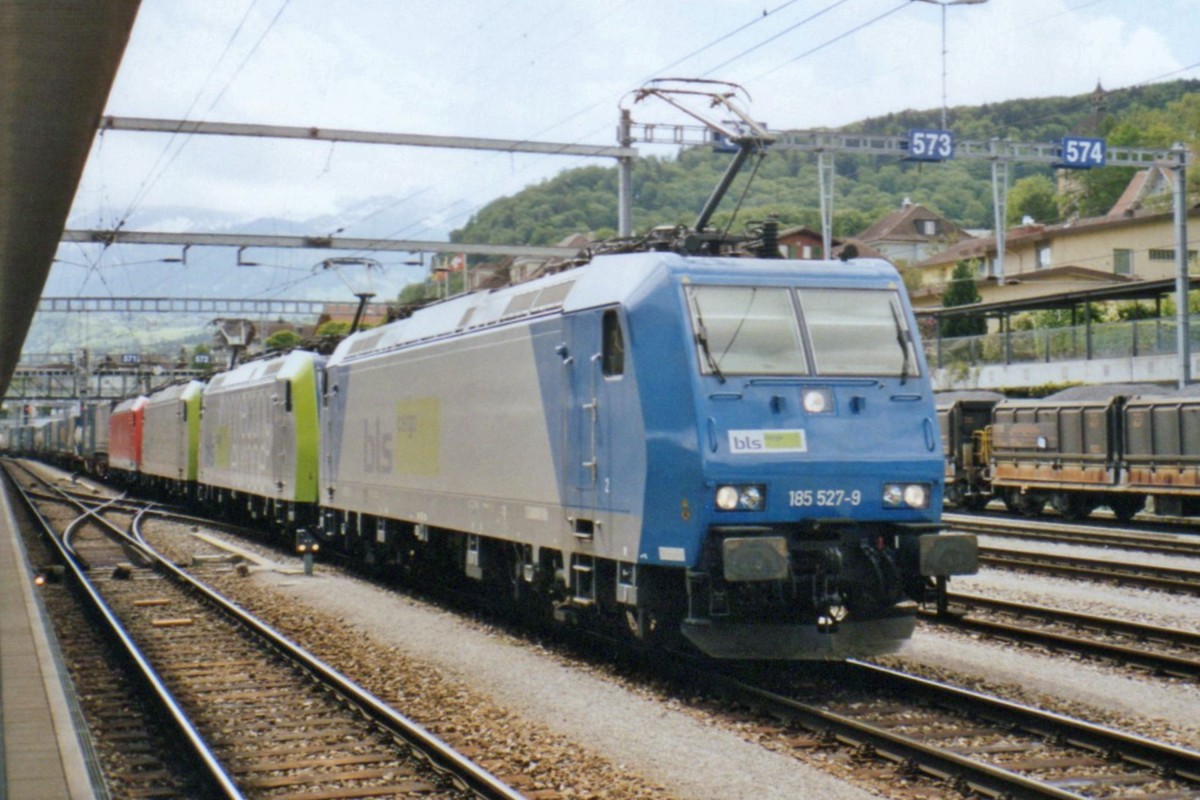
<box><xmin>788</xmin><ymin>489</ymin><xmax>862</xmax><ymax>508</ymax></box>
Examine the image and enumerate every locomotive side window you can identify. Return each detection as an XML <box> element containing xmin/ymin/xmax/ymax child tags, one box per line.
<box><xmin>686</xmin><ymin>286</ymin><xmax>807</xmax><ymax>376</ymax></box>
<box><xmin>602</xmin><ymin>309</ymin><xmax>625</xmax><ymax>377</ymax></box>
<box><xmin>797</xmin><ymin>288</ymin><xmax>919</xmax><ymax>378</ymax></box>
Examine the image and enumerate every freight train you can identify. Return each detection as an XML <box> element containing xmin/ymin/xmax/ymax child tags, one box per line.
<box><xmin>938</xmin><ymin>392</ymin><xmax>1200</xmax><ymax>520</ymax></box>
<box><xmin>5</xmin><ymin>248</ymin><xmax>977</xmax><ymax>659</ymax></box>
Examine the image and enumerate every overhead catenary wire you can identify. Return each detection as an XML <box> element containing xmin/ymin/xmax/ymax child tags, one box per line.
<box><xmin>331</xmin><ymin>0</ymin><xmax>882</xmax><ymax>257</ymax></box>
<box><xmin>88</xmin><ymin>0</ymin><xmax>928</xmax><ymax>276</ymax></box>
<box><xmin>113</xmin><ymin>0</ymin><xmax>294</xmax><ymax>233</ymax></box>
<box><xmin>324</xmin><ymin>0</ymin><xmax>825</xmax><ymax>243</ymax></box>
<box><xmin>742</xmin><ymin>0</ymin><xmax>912</xmax><ymax>85</ymax></box>
<box><xmin>81</xmin><ymin>2</ymin><xmax>1200</xmax><ymax>299</ymax></box>
<box><xmin>75</xmin><ymin>0</ymin><xmax>300</xmax><ymax>300</ymax></box>
<box><xmin>700</xmin><ymin>0</ymin><xmax>853</xmax><ymax>79</ymax></box>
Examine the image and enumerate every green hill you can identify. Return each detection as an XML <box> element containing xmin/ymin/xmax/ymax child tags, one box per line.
<box><xmin>449</xmin><ymin>79</ymin><xmax>1200</xmax><ymax>249</ymax></box>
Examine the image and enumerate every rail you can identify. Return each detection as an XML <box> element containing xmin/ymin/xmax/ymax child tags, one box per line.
<box><xmin>9</xmin><ymin>460</ymin><xmax>527</xmax><ymax>800</ymax></box>
<box><xmin>922</xmin><ymin>592</ymin><xmax>1200</xmax><ymax>680</ymax></box>
<box><xmin>686</xmin><ymin>657</ymin><xmax>1200</xmax><ymax>798</ymax></box>
<box><xmin>2</xmin><ymin>463</ymin><xmax>243</xmax><ymax>798</ymax></box>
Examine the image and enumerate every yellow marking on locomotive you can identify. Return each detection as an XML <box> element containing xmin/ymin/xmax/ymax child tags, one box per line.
<box><xmin>394</xmin><ymin>397</ymin><xmax>440</xmax><ymax>476</ymax></box>
<box><xmin>764</xmin><ymin>430</ymin><xmax>804</xmax><ymax>450</ymax></box>
<box><xmin>215</xmin><ymin>425</ymin><xmax>231</xmax><ymax>470</ymax></box>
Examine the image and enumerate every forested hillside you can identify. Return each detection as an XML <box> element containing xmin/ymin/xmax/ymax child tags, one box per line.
<box><xmin>450</xmin><ymin>80</ymin><xmax>1200</xmax><ymax>248</ymax></box>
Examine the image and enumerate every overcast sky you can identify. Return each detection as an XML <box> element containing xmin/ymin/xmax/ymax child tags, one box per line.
<box><xmin>55</xmin><ymin>0</ymin><xmax>1200</xmax><ymax>300</ymax></box>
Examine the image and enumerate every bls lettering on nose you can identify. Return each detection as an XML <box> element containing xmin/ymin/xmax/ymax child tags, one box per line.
<box><xmin>363</xmin><ymin>418</ymin><xmax>393</xmax><ymax>473</ymax></box>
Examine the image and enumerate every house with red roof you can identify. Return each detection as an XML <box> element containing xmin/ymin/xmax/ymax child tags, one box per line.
<box><xmin>855</xmin><ymin>198</ymin><xmax>975</xmax><ymax>265</ymax></box>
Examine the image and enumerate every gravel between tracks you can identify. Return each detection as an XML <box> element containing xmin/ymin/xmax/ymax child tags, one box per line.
<box><xmin>196</xmin><ymin>526</ymin><xmax>1200</xmax><ymax>797</ymax></box>
<box><xmin>183</xmin><ymin>529</ymin><xmax>878</xmax><ymax>800</ymax></box>
<box><xmin>884</xmin><ymin>568</ymin><xmax>1200</xmax><ymax>751</ymax></box>
<box><xmin>260</xmin><ymin>570</ymin><xmax>881</xmax><ymax>799</ymax></box>
<box><xmin>24</xmin><ymin>461</ymin><xmax>1200</xmax><ymax>797</ymax></box>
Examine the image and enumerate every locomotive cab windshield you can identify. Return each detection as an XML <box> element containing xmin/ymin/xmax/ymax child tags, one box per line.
<box><xmin>684</xmin><ymin>284</ymin><xmax>920</xmax><ymax>379</ymax></box>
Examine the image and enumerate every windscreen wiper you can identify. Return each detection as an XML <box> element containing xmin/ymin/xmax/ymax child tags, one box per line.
<box><xmin>889</xmin><ymin>299</ymin><xmax>913</xmax><ymax>386</ymax></box>
<box><xmin>690</xmin><ymin>293</ymin><xmax>726</xmax><ymax>384</ymax></box>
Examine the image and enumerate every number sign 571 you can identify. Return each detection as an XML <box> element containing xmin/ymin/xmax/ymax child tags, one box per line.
<box><xmin>1061</xmin><ymin>136</ymin><xmax>1106</xmax><ymax>169</ymax></box>
<box><xmin>907</xmin><ymin>129</ymin><xmax>955</xmax><ymax>162</ymax></box>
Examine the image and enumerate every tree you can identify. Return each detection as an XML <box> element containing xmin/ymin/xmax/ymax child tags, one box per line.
<box><xmin>399</xmin><ymin>282</ymin><xmax>435</xmax><ymax>305</ymax></box>
<box><xmin>397</xmin><ymin>270</ymin><xmax>467</xmax><ymax>305</ymax></box>
<box><xmin>316</xmin><ymin>320</ymin><xmax>351</xmax><ymax>338</ymax></box>
<box><xmin>1007</xmin><ymin>175</ymin><xmax>1060</xmax><ymax>226</ymax></box>
<box><xmin>264</xmin><ymin>330</ymin><xmax>301</xmax><ymax>351</ymax></box>
<box><xmin>442</xmin><ymin>82</ymin><xmax>1200</xmax><ymax>252</ymax></box>
<box><xmin>940</xmin><ymin>260</ymin><xmax>986</xmax><ymax>338</ymax></box>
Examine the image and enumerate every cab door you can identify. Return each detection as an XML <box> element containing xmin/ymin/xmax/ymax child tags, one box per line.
<box><xmin>563</xmin><ymin>308</ymin><xmax>629</xmax><ymax>537</ymax></box>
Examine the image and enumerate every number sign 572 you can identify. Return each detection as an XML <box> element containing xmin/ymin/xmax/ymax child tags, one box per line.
<box><xmin>907</xmin><ymin>129</ymin><xmax>955</xmax><ymax>162</ymax></box>
<box><xmin>1061</xmin><ymin>136</ymin><xmax>1106</xmax><ymax>169</ymax></box>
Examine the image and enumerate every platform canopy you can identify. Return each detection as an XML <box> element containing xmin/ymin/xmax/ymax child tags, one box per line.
<box><xmin>0</xmin><ymin>0</ymin><xmax>142</xmax><ymax>399</ymax></box>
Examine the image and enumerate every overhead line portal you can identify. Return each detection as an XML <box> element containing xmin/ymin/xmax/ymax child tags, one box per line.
<box><xmin>60</xmin><ymin>230</ymin><xmax>581</xmax><ymax>260</ymax></box>
<box><xmin>99</xmin><ymin>116</ymin><xmax>638</xmax><ymax>159</ymax></box>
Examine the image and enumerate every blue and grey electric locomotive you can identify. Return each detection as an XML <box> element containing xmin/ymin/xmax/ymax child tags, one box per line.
<box><xmin>318</xmin><ymin>250</ymin><xmax>976</xmax><ymax>659</ymax></box>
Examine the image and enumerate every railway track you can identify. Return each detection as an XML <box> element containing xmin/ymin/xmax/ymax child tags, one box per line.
<box><xmin>17</xmin><ymin>457</ymin><xmax>1200</xmax><ymax>798</ymax></box>
<box><xmin>5</xmin><ymin>461</ymin><xmax>527</xmax><ymax>800</ymax></box>
<box><xmin>945</xmin><ymin>512</ymin><xmax>1200</xmax><ymax>558</ymax></box>
<box><xmin>703</xmin><ymin>660</ymin><xmax>1200</xmax><ymax>799</ymax></box>
<box><xmin>8</xmin><ymin>481</ymin><xmax>215</xmax><ymax>797</ymax></box>
<box><xmin>945</xmin><ymin>509</ymin><xmax>1200</xmax><ymax>593</ymax></box>
<box><xmin>977</xmin><ymin>546</ymin><xmax>1200</xmax><ymax>595</ymax></box>
<box><xmin>919</xmin><ymin>592</ymin><xmax>1200</xmax><ymax>681</ymax></box>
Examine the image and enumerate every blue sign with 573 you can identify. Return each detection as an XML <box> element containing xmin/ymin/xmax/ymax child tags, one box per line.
<box><xmin>907</xmin><ymin>129</ymin><xmax>955</xmax><ymax>162</ymax></box>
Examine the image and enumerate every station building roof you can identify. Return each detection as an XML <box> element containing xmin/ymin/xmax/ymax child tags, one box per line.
<box><xmin>917</xmin><ymin>275</ymin><xmax>1200</xmax><ymax>319</ymax></box>
<box><xmin>0</xmin><ymin>1</ymin><xmax>141</xmax><ymax>399</ymax></box>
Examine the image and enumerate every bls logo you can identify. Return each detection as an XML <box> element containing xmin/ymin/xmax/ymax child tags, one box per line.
<box><xmin>728</xmin><ymin>429</ymin><xmax>807</xmax><ymax>454</ymax></box>
<box><xmin>730</xmin><ymin>433</ymin><xmax>764</xmax><ymax>452</ymax></box>
<box><xmin>364</xmin><ymin>417</ymin><xmax>393</xmax><ymax>473</ymax></box>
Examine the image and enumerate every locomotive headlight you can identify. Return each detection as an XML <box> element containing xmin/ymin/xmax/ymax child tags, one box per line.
<box><xmin>740</xmin><ymin>485</ymin><xmax>764</xmax><ymax>511</ymax></box>
<box><xmin>716</xmin><ymin>486</ymin><xmax>740</xmax><ymax>510</ymax></box>
<box><xmin>715</xmin><ymin>484</ymin><xmax>767</xmax><ymax>511</ymax></box>
<box><xmin>802</xmin><ymin>388</ymin><xmax>833</xmax><ymax>414</ymax></box>
<box><xmin>882</xmin><ymin>483</ymin><xmax>931</xmax><ymax>509</ymax></box>
<box><xmin>903</xmin><ymin>484</ymin><xmax>929</xmax><ymax>509</ymax></box>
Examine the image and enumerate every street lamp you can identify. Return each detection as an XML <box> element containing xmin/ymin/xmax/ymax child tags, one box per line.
<box><xmin>913</xmin><ymin>0</ymin><xmax>989</xmax><ymax>130</ymax></box>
